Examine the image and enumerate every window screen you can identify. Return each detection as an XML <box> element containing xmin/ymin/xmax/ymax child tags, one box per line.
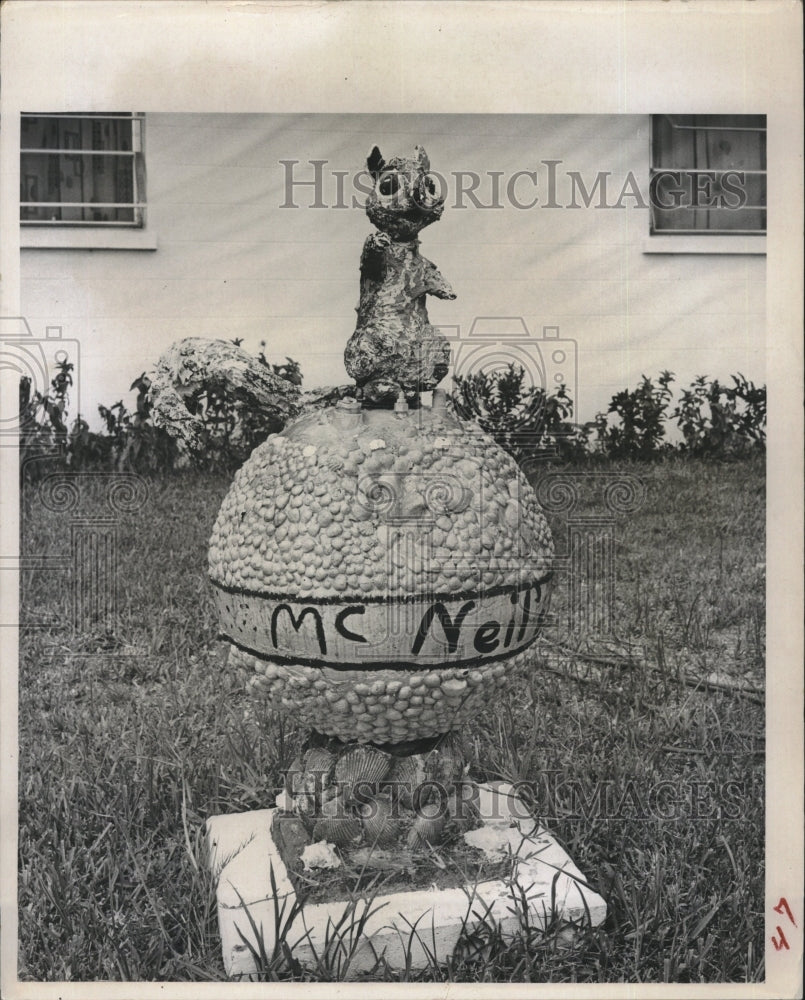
<box><xmin>650</xmin><ymin>115</ymin><xmax>766</xmax><ymax>235</ymax></box>
<box><xmin>21</xmin><ymin>113</ymin><xmax>145</xmax><ymax>227</ymax></box>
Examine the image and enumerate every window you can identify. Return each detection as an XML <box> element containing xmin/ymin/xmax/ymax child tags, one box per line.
<box><xmin>20</xmin><ymin>113</ymin><xmax>146</xmax><ymax>227</ymax></box>
<box><xmin>650</xmin><ymin>115</ymin><xmax>766</xmax><ymax>236</ymax></box>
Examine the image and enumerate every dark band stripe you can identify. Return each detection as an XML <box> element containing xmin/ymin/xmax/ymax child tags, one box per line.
<box><xmin>220</xmin><ymin>628</ymin><xmax>543</xmax><ymax>673</ymax></box>
<box><xmin>211</xmin><ymin>572</ymin><xmax>553</xmax><ymax>607</ymax></box>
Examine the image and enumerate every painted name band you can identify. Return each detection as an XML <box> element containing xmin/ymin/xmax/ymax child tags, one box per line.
<box><xmin>212</xmin><ymin>578</ymin><xmax>550</xmax><ymax>671</ymax></box>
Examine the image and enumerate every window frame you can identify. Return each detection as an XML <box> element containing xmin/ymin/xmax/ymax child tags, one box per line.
<box><xmin>20</xmin><ymin>112</ymin><xmax>147</xmax><ymax>230</ymax></box>
<box><xmin>648</xmin><ymin>114</ymin><xmax>767</xmax><ymax>241</ymax></box>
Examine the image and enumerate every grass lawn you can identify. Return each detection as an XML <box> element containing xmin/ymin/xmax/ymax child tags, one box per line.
<box><xmin>17</xmin><ymin>454</ymin><xmax>765</xmax><ymax>982</ymax></box>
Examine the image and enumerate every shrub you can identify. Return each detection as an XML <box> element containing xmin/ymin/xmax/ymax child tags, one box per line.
<box><xmin>451</xmin><ymin>363</ymin><xmax>589</xmax><ymax>463</ymax></box>
<box><xmin>95</xmin><ymin>373</ymin><xmax>180</xmax><ymax>473</ymax></box>
<box><xmin>183</xmin><ymin>342</ymin><xmax>303</xmax><ymax>473</ymax></box>
<box><xmin>21</xmin><ymin>348</ymin><xmax>767</xmax><ymax>480</ymax></box>
<box><xmin>19</xmin><ymin>357</ymin><xmax>73</xmax><ymax>478</ymax></box>
<box><xmin>672</xmin><ymin>373</ymin><xmax>766</xmax><ymax>457</ymax></box>
<box><xmin>19</xmin><ymin>342</ymin><xmax>304</xmax><ymax>480</ymax></box>
<box><xmin>596</xmin><ymin>371</ymin><xmax>675</xmax><ymax>461</ymax></box>
<box><xmin>453</xmin><ymin>366</ymin><xmax>765</xmax><ymax>464</ymax></box>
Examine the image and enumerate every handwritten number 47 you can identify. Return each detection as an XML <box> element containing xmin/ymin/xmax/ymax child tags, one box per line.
<box><xmin>771</xmin><ymin>897</ymin><xmax>797</xmax><ymax>951</ymax></box>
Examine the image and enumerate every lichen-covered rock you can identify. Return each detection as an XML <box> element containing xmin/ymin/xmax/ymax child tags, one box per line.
<box><xmin>150</xmin><ymin>337</ymin><xmax>299</xmax><ymax>453</ymax></box>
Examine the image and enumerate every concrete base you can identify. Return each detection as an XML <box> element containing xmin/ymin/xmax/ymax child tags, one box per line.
<box><xmin>206</xmin><ymin>781</ymin><xmax>606</xmax><ymax>979</ymax></box>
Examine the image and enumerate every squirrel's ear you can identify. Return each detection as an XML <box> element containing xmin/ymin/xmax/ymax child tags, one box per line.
<box><xmin>415</xmin><ymin>145</ymin><xmax>430</xmax><ymax>172</ymax></box>
<box><xmin>367</xmin><ymin>145</ymin><xmax>385</xmax><ymax>178</ymax></box>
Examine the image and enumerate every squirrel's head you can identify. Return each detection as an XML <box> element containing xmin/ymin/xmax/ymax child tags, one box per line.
<box><xmin>364</xmin><ymin>145</ymin><xmax>444</xmax><ymax>240</ymax></box>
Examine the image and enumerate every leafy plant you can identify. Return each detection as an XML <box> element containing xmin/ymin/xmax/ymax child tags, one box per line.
<box><xmin>672</xmin><ymin>374</ymin><xmax>766</xmax><ymax>458</ymax></box>
<box><xmin>451</xmin><ymin>363</ymin><xmax>588</xmax><ymax>463</ymax></box>
<box><xmin>91</xmin><ymin>374</ymin><xmax>180</xmax><ymax>473</ymax></box>
<box><xmin>21</xmin><ymin>352</ymin><xmax>767</xmax><ymax>480</ymax></box>
<box><xmin>171</xmin><ymin>341</ymin><xmax>304</xmax><ymax>473</ymax></box>
<box><xmin>596</xmin><ymin>371</ymin><xmax>675</xmax><ymax>461</ymax></box>
<box><xmin>452</xmin><ymin>366</ymin><xmax>766</xmax><ymax>465</ymax></box>
<box><xmin>19</xmin><ymin>343</ymin><xmax>304</xmax><ymax>479</ymax></box>
<box><xmin>19</xmin><ymin>357</ymin><xmax>74</xmax><ymax>476</ymax></box>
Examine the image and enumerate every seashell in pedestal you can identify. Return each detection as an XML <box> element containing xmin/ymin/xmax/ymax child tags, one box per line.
<box><xmin>406</xmin><ymin>799</ymin><xmax>447</xmax><ymax>848</ymax></box>
<box><xmin>357</xmin><ymin>793</ymin><xmax>396</xmax><ymax>848</ymax></box>
<box><xmin>312</xmin><ymin>813</ymin><xmax>362</xmax><ymax>847</ymax></box>
<box><xmin>334</xmin><ymin>745</ymin><xmax>391</xmax><ymax>802</ymax></box>
<box><xmin>293</xmin><ymin>775</ymin><xmax>320</xmax><ymax>824</ymax></box>
<box><xmin>304</xmin><ymin>746</ymin><xmax>335</xmax><ymax>783</ymax></box>
<box><xmin>384</xmin><ymin>754</ymin><xmax>425</xmax><ymax>810</ymax></box>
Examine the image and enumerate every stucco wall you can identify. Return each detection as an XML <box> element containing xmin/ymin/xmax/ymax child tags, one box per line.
<box><xmin>20</xmin><ymin>113</ymin><xmax>765</xmax><ymax>428</ymax></box>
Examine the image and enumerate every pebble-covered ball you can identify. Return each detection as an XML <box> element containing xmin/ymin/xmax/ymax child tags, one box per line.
<box><xmin>209</xmin><ymin>397</ymin><xmax>553</xmax><ymax>743</ymax></box>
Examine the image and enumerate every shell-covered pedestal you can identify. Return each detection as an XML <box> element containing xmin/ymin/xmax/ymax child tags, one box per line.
<box><xmin>209</xmin><ymin>395</ymin><xmax>553</xmax><ymax>745</ymax></box>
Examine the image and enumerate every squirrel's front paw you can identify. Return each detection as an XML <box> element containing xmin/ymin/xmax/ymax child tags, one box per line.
<box><xmin>433</xmin><ymin>280</ymin><xmax>456</xmax><ymax>300</ymax></box>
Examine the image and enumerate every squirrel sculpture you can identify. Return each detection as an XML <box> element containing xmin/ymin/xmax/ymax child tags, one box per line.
<box><xmin>344</xmin><ymin>145</ymin><xmax>455</xmax><ymax>407</ymax></box>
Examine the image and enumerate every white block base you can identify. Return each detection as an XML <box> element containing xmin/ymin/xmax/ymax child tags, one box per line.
<box><xmin>206</xmin><ymin>781</ymin><xmax>606</xmax><ymax>979</ymax></box>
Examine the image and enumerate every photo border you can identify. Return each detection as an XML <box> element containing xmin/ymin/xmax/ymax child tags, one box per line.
<box><xmin>1</xmin><ymin>2</ymin><xmax>802</xmax><ymax>998</ymax></box>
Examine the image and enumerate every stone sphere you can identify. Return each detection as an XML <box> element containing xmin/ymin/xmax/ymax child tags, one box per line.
<box><xmin>208</xmin><ymin>397</ymin><xmax>553</xmax><ymax>743</ymax></box>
